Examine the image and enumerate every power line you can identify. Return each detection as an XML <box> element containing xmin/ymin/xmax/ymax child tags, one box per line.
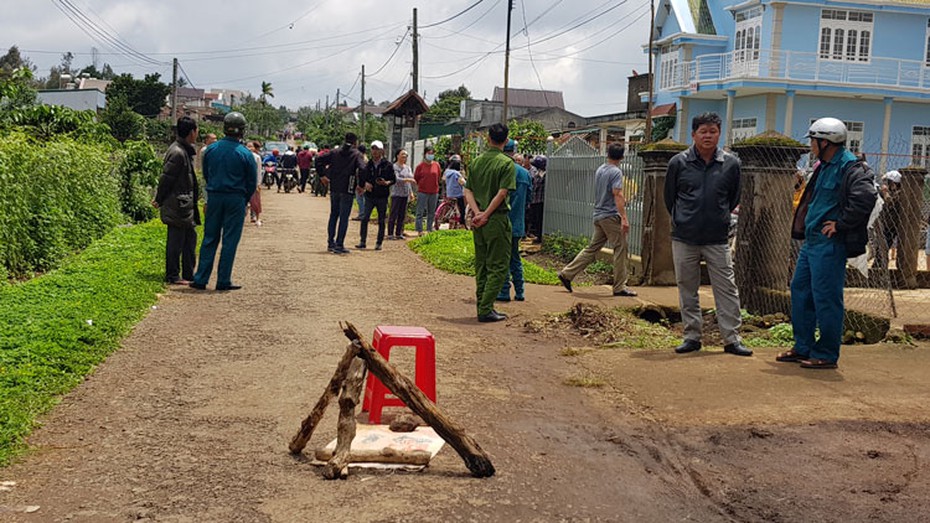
<box><xmin>519</xmin><ymin>0</ymin><xmax>551</xmax><ymax>107</ymax></box>
<box><xmin>51</xmin><ymin>0</ymin><xmax>165</xmax><ymax>66</ymax></box>
<box><xmin>368</xmin><ymin>28</ymin><xmax>411</xmax><ymax>78</ymax></box>
<box><xmin>421</xmin><ymin>0</ymin><xmax>485</xmax><ymax>28</ymax></box>
<box><xmin>423</xmin><ymin>0</ymin><xmax>503</xmax><ymax>40</ymax></box>
<box><xmin>177</xmin><ymin>61</ymin><xmax>196</xmax><ymax>89</ymax></box>
<box><xmin>243</xmin><ymin>1</ymin><xmax>324</xmax><ymax>43</ymax></box>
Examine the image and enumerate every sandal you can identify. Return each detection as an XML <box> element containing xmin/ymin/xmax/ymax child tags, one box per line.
<box><xmin>775</xmin><ymin>349</ymin><xmax>807</xmax><ymax>363</ymax></box>
<box><xmin>799</xmin><ymin>358</ymin><xmax>838</xmax><ymax>370</ymax></box>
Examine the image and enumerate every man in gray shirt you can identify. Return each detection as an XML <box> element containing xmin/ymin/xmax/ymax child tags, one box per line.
<box><xmin>557</xmin><ymin>143</ymin><xmax>637</xmax><ymax>297</ymax></box>
<box><xmin>664</xmin><ymin>112</ymin><xmax>751</xmax><ymax>357</ymax></box>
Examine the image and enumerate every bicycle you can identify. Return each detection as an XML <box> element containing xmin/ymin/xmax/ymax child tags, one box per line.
<box><xmin>435</xmin><ymin>197</ymin><xmax>470</xmax><ymax>230</ymax></box>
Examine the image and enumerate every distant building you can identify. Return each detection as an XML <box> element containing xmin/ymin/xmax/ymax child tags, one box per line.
<box><xmin>36</xmin><ymin>88</ymin><xmax>106</xmax><ymax>112</ymax></box>
<box><xmin>456</xmin><ymin>87</ymin><xmax>583</xmax><ymax>135</ymax></box>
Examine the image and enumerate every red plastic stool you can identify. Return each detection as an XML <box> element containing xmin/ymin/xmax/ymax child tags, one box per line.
<box><xmin>362</xmin><ymin>326</ymin><xmax>436</xmax><ymax>424</ymax></box>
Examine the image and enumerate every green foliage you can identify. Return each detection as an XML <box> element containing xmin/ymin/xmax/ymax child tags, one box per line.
<box><xmin>105</xmin><ymin>73</ymin><xmax>170</xmax><ymax>118</ymax></box>
<box><xmin>408</xmin><ymin>230</ymin><xmax>559</xmax><ymax>285</ymax></box>
<box><xmin>0</xmin><ymin>220</ymin><xmax>166</xmax><ymax>465</ymax></box>
<box><xmin>114</xmin><ymin>141</ymin><xmax>160</xmax><ymax>222</ymax></box>
<box><xmin>433</xmin><ymin>136</ymin><xmax>453</xmax><ymax>159</ymax></box>
<box><xmin>240</xmin><ymin>99</ymin><xmax>285</xmax><ymax>138</ymax></box>
<box><xmin>0</xmin><ymin>133</ymin><xmax>123</xmax><ymax>276</ymax></box>
<box><xmin>507</xmin><ymin>119</ymin><xmax>548</xmax><ymax>155</ymax></box>
<box><xmin>651</xmin><ymin>116</ymin><xmax>675</xmax><ymax>143</ymax></box>
<box><xmin>142</xmin><ymin>117</ymin><xmax>173</xmax><ymax>145</ymax></box>
<box><xmin>542</xmin><ymin>233</ymin><xmax>589</xmax><ymax>263</ymax></box>
<box><xmin>733</xmin><ymin>132</ymin><xmax>805</xmax><ymax>148</ymax></box>
<box><xmin>422</xmin><ymin>85</ymin><xmax>470</xmax><ymax>124</ymax></box>
<box><xmin>101</xmin><ymin>95</ymin><xmax>144</xmax><ymax>142</ymax></box>
<box><xmin>12</xmin><ymin>104</ymin><xmax>111</xmax><ymax>142</ymax></box>
<box><xmin>0</xmin><ymin>67</ymin><xmax>38</xmax><ymax>121</ymax></box>
<box><xmin>641</xmin><ymin>139</ymin><xmax>688</xmax><ymax>152</ymax></box>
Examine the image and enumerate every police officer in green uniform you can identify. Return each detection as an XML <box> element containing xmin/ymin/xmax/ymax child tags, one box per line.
<box><xmin>464</xmin><ymin>123</ymin><xmax>516</xmax><ymax>323</ymax></box>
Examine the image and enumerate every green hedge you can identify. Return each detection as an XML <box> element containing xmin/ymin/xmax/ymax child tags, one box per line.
<box><xmin>0</xmin><ymin>220</ymin><xmax>165</xmax><ymax>465</ymax></box>
<box><xmin>0</xmin><ymin>134</ymin><xmax>159</xmax><ymax>279</ymax></box>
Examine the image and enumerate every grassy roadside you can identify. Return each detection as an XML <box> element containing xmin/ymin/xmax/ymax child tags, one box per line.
<box><xmin>408</xmin><ymin>229</ymin><xmax>560</xmax><ymax>285</ymax></box>
<box><xmin>0</xmin><ymin>220</ymin><xmax>166</xmax><ymax>465</ymax></box>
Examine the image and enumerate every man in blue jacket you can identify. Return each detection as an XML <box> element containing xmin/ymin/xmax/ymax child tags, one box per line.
<box><xmin>497</xmin><ymin>140</ymin><xmax>533</xmax><ymax>302</ymax></box>
<box><xmin>190</xmin><ymin>112</ymin><xmax>257</xmax><ymax>291</ymax></box>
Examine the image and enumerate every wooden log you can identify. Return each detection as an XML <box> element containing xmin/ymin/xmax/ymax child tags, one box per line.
<box><xmin>322</xmin><ymin>357</ymin><xmax>367</xmax><ymax>480</ymax></box>
<box><xmin>341</xmin><ymin>322</ymin><xmax>496</xmax><ymax>478</ymax></box>
<box><xmin>289</xmin><ymin>343</ymin><xmax>358</xmax><ymax>455</ymax></box>
<box><xmin>314</xmin><ymin>447</ymin><xmax>432</xmax><ymax>466</ymax></box>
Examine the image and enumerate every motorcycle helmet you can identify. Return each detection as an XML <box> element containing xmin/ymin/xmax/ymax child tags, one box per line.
<box><xmin>223</xmin><ymin>111</ymin><xmax>247</xmax><ymax>137</ymax></box>
<box><xmin>272</xmin><ymin>149</ymin><xmax>280</xmax><ymax>156</ymax></box>
<box><xmin>531</xmin><ymin>155</ymin><xmax>548</xmax><ymax>170</ymax></box>
<box><xmin>883</xmin><ymin>170</ymin><xmax>902</xmax><ymax>184</ymax></box>
<box><xmin>806</xmin><ymin>118</ymin><xmax>847</xmax><ymax>144</ymax></box>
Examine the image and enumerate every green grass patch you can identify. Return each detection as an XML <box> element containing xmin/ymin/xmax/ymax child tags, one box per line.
<box><xmin>408</xmin><ymin>230</ymin><xmax>560</xmax><ymax>285</ymax></box>
<box><xmin>563</xmin><ymin>375</ymin><xmax>606</xmax><ymax>388</ymax></box>
<box><xmin>0</xmin><ymin>220</ymin><xmax>166</xmax><ymax>466</ymax></box>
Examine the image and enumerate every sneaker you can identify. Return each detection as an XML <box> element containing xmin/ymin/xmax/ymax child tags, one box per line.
<box><xmin>255</xmin><ymin>220</ymin><xmax>263</xmax><ymax>227</ymax></box>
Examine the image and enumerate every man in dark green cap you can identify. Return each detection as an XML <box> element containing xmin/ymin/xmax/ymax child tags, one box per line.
<box><xmin>464</xmin><ymin>123</ymin><xmax>516</xmax><ymax>323</ymax></box>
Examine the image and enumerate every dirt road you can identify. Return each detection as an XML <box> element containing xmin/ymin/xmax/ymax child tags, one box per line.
<box><xmin>2</xmin><ymin>190</ymin><xmax>929</xmax><ymax>522</ymax></box>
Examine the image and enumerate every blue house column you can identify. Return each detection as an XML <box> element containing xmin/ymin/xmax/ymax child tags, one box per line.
<box><xmin>880</xmin><ymin>97</ymin><xmax>894</xmax><ymax>175</ymax></box>
<box><xmin>724</xmin><ymin>90</ymin><xmax>736</xmax><ymax>146</ymax></box>
<box><xmin>784</xmin><ymin>90</ymin><xmax>796</xmax><ymax>139</ymax></box>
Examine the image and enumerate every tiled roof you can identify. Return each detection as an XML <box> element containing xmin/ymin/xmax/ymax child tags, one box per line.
<box><xmin>491</xmin><ymin>87</ymin><xmax>564</xmax><ymax>109</ymax></box>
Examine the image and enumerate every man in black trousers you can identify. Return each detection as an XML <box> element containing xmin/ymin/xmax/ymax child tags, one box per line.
<box><xmin>154</xmin><ymin>116</ymin><xmax>200</xmax><ymax>285</ymax></box>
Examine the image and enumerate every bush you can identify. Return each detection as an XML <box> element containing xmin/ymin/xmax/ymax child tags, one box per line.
<box><xmin>0</xmin><ymin>133</ymin><xmax>123</xmax><ymax>277</ymax></box>
<box><xmin>542</xmin><ymin>233</ymin><xmax>589</xmax><ymax>263</ymax></box>
<box><xmin>115</xmin><ymin>140</ymin><xmax>160</xmax><ymax>222</ymax></box>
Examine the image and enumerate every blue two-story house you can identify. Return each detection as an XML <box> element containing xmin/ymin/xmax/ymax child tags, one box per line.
<box><xmin>651</xmin><ymin>0</ymin><xmax>930</xmax><ymax>172</ymax></box>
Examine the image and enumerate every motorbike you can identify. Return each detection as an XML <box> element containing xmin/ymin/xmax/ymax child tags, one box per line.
<box><xmin>262</xmin><ymin>161</ymin><xmax>276</xmax><ymax>190</ymax></box>
<box><xmin>280</xmin><ymin>167</ymin><xmax>298</xmax><ymax>193</ymax></box>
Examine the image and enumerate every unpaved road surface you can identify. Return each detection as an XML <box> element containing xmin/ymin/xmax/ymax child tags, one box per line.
<box><xmin>2</xmin><ymin>191</ymin><xmax>929</xmax><ymax>522</ymax></box>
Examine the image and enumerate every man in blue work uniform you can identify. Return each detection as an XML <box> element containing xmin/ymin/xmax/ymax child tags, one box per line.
<box><xmin>779</xmin><ymin>117</ymin><xmax>877</xmax><ymax>369</ymax></box>
<box><xmin>497</xmin><ymin>140</ymin><xmax>532</xmax><ymax>302</ymax></box>
<box><xmin>190</xmin><ymin>112</ymin><xmax>257</xmax><ymax>291</ymax></box>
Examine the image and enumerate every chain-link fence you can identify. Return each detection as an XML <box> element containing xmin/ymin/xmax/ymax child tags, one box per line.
<box><xmin>731</xmin><ymin>143</ymin><xmax>929</xmax><ymax>343</ymax></box>
<box><xmin>544</xmin><ymin>137</ymin><xmax>646</xmax><ymax>256</ymax></box>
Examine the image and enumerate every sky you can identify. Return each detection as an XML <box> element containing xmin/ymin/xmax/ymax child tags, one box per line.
<box><xmin>3</xmin><ymin>0</ymin><xmax>652</xmax><ymax>117</ymax></box>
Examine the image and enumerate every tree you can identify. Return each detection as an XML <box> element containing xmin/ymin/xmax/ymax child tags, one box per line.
<box><xmin>78</xmin><ymin>63</ymin><xmax>117</xmax><ymax>80</ymax></box>
<box><xmin>239</xmin><ymin>99</ymin><xmax>284</xmax><ymax>138</ymax></box>
<box><xmin>0</xmin><ymin>46</ymin><xmax>37</xmax><ymax>80</ymax></box>
<box><xmin>106</xmin><ymin>73</ymin><xmax>170</xmax><ymax>117</ymax></box>
<box><xmin>260</xmin><ymin>81</ymin><xmax>274</xmax><ymax>105</ymax></box>
<box><xmin>101</xmin><ymin>94</ymin><xmax>144</xmax><ymax>142</ymax></box>
<box><xmin>507</xmin><ymin>119</ymin><xmax>548</xmax><ymax>155</ymax></box>
<box><xmin>422</xmin><ymin>85</ymin><xmax>470</xmax><ymax>124</ymax></box>
<box><xmin>0</xmin><ymin>66</ymin><xmax>38</xmax><ymax>128</ymax></box>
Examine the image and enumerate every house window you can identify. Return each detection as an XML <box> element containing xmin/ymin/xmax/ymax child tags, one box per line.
<box><xmin>731</xmin><ymin>118</ymin><xmax>758</xmax><ymax>142</ymax></box>
<box><xmin>912</xmin><ymin>126</ymin><xmax>930</xmax><ymax>168</ymax></box>
<box><xmin>659</xmin><ymin>45</ymin><xmax>680</xmax><ymax>90</ymax></box>
<box><xmin>734</xmin><ymin>7</ymin><xmax>762</xmax><ymax>63</ymax></box>
<box><xmin>819</xmin><ymin>9</ymin><xmax>873</xmax><ymax>62</ymax></box>
<box><xmin>809</xmin><ymin>119</ymin><xmax>864</xmax><ymax>152</ymax></box>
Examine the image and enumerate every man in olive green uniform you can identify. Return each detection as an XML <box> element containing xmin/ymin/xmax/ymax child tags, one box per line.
<box><xmin>464</xmin><ymin>123</ymin><xmax>516</xmax><ymax>323</ymax></box>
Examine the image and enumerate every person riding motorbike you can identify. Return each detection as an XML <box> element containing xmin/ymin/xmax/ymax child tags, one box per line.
<box><xmin>279</xmin><ymin>147</ymin><xmax>299</xmax><ymax>193</ymax></box>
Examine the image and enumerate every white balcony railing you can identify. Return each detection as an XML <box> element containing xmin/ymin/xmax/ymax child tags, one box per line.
<box><xmin>662</xmin><ymin>49</ymin><xmax>930</xmax><ymax>92</ymax></box>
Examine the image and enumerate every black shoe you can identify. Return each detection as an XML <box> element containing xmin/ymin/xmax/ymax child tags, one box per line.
<box><xmin>356</xmin><ymin>243</ymin><xmax>367</xmax><ymax>249</ymax></box>
<box><xmin>327</xmin><ymin>245</ymin><xmax>335</xmax><ymax>252</ymax></box>
<box><xmin>514</xmin><ymin>295</ymin><xmax>525</xmax><ymax>301</ymax></box>
<box><xmin>558</xmin><ymin>274</ymin><xmax>573</xmax><ymax>293</ymax></box>
<box><xmin>333</xmin><ymin>247</ymin><xmax>350</xmax><ymax>255</ymax></box>
<box><xmin>478</xmin><ymin>311</ymin><xmax>507</xmax><ymax>323</ymax></box>
<box><xmin>216</xmin><ymin>284</ymin><xmax>242</xmax><ymax>291</ymax></box>
<box><xmin>495</xmin><ymin>295</ymin><xmax>511</xmax><ymax>302</ymax></box>
<box><xmin>723</xmin><ymin>342</ymin><xmax>753</xmax><ymax>357</ymax></box>
<box><xmin>613</xmin><ymin>289</ymin><xmax>638</xmax><ymax>297</ymax></box>
<box><xmin>188</xmin><ymin>282</ymin><xmax>207</xmax><ymax>290</ymax></box>
<box><xmin>674</xmin><ymin>340</ymin><xmax>702</xmax><ymax>354</ymax></box>
<box><xmin>375</xmin><ymin>244</ymin><xmax>382</xmax><ymax>250</ymax></box>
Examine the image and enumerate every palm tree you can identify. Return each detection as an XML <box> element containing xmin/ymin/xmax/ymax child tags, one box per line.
<box><xmin>260</xmin><ymin>81</ymin><xmax>274</xmax><ymax>105</ymax></box>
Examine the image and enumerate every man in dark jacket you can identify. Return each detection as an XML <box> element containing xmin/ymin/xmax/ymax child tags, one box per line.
<box><xmin>319</xmin><ymin>133</ymin><xmax>366</xmax><ymax>254</ymax></box>
<box><xmin>356</xmin><ymin>140</ymin><xmax>396</xmax><ymax>250</ymax></box>
<box><xmin>154</xmin><ymin>116</ymin><xmax>200</xmax><ymax>285</ymax></box>
<box><xmin>779</xmin><ymin>118</ymin><xmax>877</xmax><ymax>370</ymax></box>
<box><xmin>664</xmin><ymin>112</ymin><xmax>751</xmax><ymax>357</ymax></box>
<box><xmin>190</xmin><ymin>112</ymin><xmax>257</xmax><ymax>291</ymax></box>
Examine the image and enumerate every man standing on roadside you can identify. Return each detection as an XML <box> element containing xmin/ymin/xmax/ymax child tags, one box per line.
<box><xmin>356</xmin><ymin>140</ymin><xmax>396</xmax><ymax>250</ymax></box>
<box><xmin>297</xmin><ymin>144</ymin><xmax>313</xmax><ymax>193</ymax></box>
<box><xmin>497</xmin><ymin>140</ymin><xmax>533</xmax><ymax>302</ymax></box>
<box><xmin>464</xmin><ymin>123</ymin><xmax>516</xmax><ymax>323</ymax></box>
<box><xmin>664</xmin><ymin>112</ymin><xmax>751</xmax><ymax>356</ymax></box>
<box><xmin>319</xmin><ymin>133</ymin><xmax>366</xmax><ymax>254</ymax></box>
<box><xmin>189</xmin><ymin>112</ymin><xmax>256</xmax><ymax>291</ymax></box>
<box><xmin>557</xmin><ymin>143</ymin><xmax>637</xmax><ymax>298</ymax></box>
<box><xmin>154</xmin><ymin>116</ymin><xmax>200</xmax><ymax>286</ymax></box>
<box><xmin>414</xmin><ymin>145</ymin><xmax>442</xmax><ymax>234</ymax></box>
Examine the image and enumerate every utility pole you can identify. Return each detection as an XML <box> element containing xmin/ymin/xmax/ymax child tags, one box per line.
<box><xmin>361</xmin><ymin>64</ymin><xmax>367</xmax><ymax>141</ymax></box>
<box><xmin>336</xmin><ymin>88</ymin><xmax>340</xmax><ymax>108</ymax></box>
<box><xmin>412</xmin><ymin>8</ymin><xmax>419</xmax><ymax>94</ymax></box>
<box><xmin>644</xmin><ymin>0</ymin><xmax>656</xmax><ymax>144</ymax></box>
<box><xmin>502</xmin><ymin>0</ymin><xmax>513</xmax><ymax>125</ymax></box>
<box><xmin>171</xmin><ymin>57</ymin><xmax>179</xmax><ymax>121</ymax></box>
<box><xmin>325</xmin><ymin>95</ymin><xmax>329</xmax><ymax>110</ymax></box>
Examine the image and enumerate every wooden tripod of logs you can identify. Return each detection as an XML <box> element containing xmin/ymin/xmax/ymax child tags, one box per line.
<box><xmin>289</xmin><ymin>322</ymin><xmax>495</xmax><ymax>479</ymax></box>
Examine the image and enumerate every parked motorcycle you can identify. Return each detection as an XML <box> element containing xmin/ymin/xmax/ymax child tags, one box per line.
<box><xmin>262</xmin><ymin>161</ymin><xmax>276</xmax><ymax>190</ymax></box>
<box><xmin>280</xmin><ymin>167</ymin><xmax>298</xmax><ymax>193</ymax></box>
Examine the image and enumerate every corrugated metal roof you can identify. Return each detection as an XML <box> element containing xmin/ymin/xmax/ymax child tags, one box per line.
<box><xmin>491</xmin><ymin>87</ymin><xmax>564</xmax><ymax>109</ymax></box>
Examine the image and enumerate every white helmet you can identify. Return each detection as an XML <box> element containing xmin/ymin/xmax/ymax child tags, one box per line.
<box><xmin>807</xmin><ymin>117</ymin><xmax>847</xmax><ymax>144</ymax></box>
<box><xmin>883</xmin><ymin>170</ymin><xmax>902</xmax><ymax>184</ymax></box>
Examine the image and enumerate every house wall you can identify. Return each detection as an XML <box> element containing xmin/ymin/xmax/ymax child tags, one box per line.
<box><xmin>37</xmin><ymin>90</ymin><xmax>105</xmax><ymax>112</ymax></box>
<box><xmin>872</xmin><ymin>11</ymin><xmax>926</xmax><ymax>61</ymax></box>
<box><xmin>779</xmin><ymin>4</ymin><xmax>822</xmax><ymax>54</ymax></box>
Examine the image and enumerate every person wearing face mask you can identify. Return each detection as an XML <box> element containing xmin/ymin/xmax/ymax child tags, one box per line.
<box><xmin>414</xmin><ymin>145</ymin><xmax>442</xmax><ymax>234</ymax></box>
<box><xmin>356</xmin><ymin>141</ymin><xmax>396</xmax><ymax>250</ymax></box>
<box><xmin>664</xmin><ymin>112</ymin><xmax>751</xmax><ymax>358</ymax></box>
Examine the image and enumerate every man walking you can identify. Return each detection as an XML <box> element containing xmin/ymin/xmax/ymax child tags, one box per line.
<box><xmin>414</xmin><ymin>145</ymin><xmax>442</xmax><ymax>234</ymax></box>
<box><xmin>778</xmin><ymin>118</ymin><xmax>876</xmax><ymax>369</ymax></box>
<box><xmin>356</xmin><ymin>140</ymin><xmax>396</xmax><ymax>250</ymax></box>
<box><xmin>297</xmin><ymin>144</ymin><xmax>314</xmax><ymax>193</ymax></box>
<box><xmin>319</xmin><ymin>133</ymin><xmax>366</xmax><ymax>254</ymax></box>
<box><xmin>464</xmin><ymin>123</ymin><xmax>516</xmax><ymax>323</ymax></box>
<box><xmin>154</xmin><ymin>116</ymin><xmax>200</xmax><ymax>285</ymax></box>
<box><xmin>557</xmin><ymin>143</ymin><xmax>637</xmax><ymax>298</ymax></box>
<box><xmin>664</xmin><ymin>112</ymin><xmax>750</xmax><ymax>356</ymax></box>
<box><xmin>497</xmin><ymin>140</ymin><xmax>533</xmax><ymax>302</ymax></box>
<box><xmin>190</xmin><ymin>112</ymin><xmax>256</xmax><ymax>291</ymax></box>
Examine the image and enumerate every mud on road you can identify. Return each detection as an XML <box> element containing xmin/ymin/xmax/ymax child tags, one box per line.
<box><xmin>2</xmin><ymin>190</ymin><xmax>929</xmax><ymax>522</ymax></box>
